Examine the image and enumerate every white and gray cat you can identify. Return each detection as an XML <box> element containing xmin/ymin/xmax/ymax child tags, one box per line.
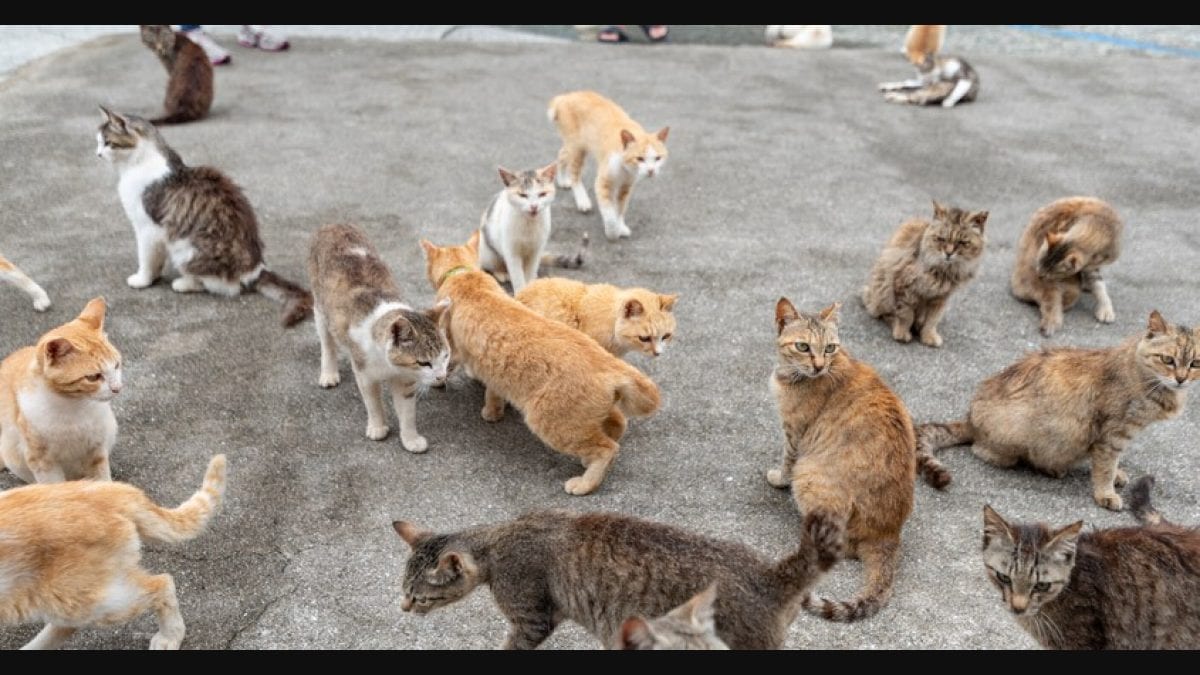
<box><xmin>880</xmin><ymin>54</ymin><xmax>980</xmax><ymax>108</ymax></box>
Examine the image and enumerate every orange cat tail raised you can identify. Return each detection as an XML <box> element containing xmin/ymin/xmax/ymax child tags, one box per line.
<box><xmin>614</xmin><ymin>369</ymin><xmax>661</xmax><ymax>418</ymax></box>
<box><xmin>129</xmin><ymin>454</ymin><xmax>227</xmax><ymax>544</ymax></box>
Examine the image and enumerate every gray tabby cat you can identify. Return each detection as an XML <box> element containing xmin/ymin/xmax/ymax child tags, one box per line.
<box><xmin>982</xmin><ymin>477</ymin><xmax>1200</xmax><ymax>649</ymax></box>
<box><xmin>392</xmin><ymin>509</ymin><xmax>841</xmax><ymax>649</ymax></box>
<box><xmin>880</xmin><ymin>54</ymin><xmax>980</xmax><ymax>108</ymax></box>
<box><xmin>96</xmin><ymin>107</ymin><xmax>312</xmax><ymax>326</ymax></box>
<box><xmin>615</xmin><ymin>584</ymin><xmax>729</xmax><ymax>650</ymax></box>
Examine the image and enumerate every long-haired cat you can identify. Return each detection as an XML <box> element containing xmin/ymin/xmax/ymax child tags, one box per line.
<box><xmin>1011</xmin><ymin>197</ymin><xmax>1122</xmax><ymax>336</ymax></box>
<box><xmin>308</xmin><ymin>224</ymin><xmax>451</xmax><ymax>452</ymax></box>
<box><xmin>420</xmin><ymin>232</ymin><xmax>660</xmax><ymax>495</ymax></box>
<box><xmin>96</xmin><ymin>107</ymin><xmax>312</xmax><ymax>327</ymax></box>
<box><xmin>0</xmin><ymin>297</ymin><xmax>122</xmax><ymax>484</ymax></box>
<box><xmin>548</xmin><ymin>91</ymin><xmax>669</xmax><ymax>241</ymax></box>
<box><xmin>880</xmin><ymin>26</ymin><xmax>979</xmax><ymax>108</ymax></box>
<box><xmin>139</xmin><ymin>24</ymin><xmax>213</xmax><ymax>125</ymax></box>
<box><xmin>862</xmin><ymin>201</ymin><xmax>987</xmax><ymax>347</ymax></box>
<box><xmin>0</xmin><ymin>252</ymin><xmax>51</xmax><ymax>311</ymax></box>
<box><xmin>615</xmin><ymin>584</ymin><xmax>728</xmax><ymax>650</ymax></box>
<box><xmin>918</xmin><ymin>310</ymin><xmax>1197</xmax><ymax>510</ymax></box>
<box><xmin>478</xmin><ymin>164</ymin><xmax>587</xmax><ymax>294</ymax></box>
<box><xmin>981</xmin><ymin>478</ymin><xmax>1200</xmax><ymax>649</ymax></box>
<box><xmin>515</xmin><ymin>277</ymin><xmax>678</xmax><ymax>358</ymax></box>
<box><xmin>392</xmin><ymin>509</ymin><xmax>841</xmax><ymax>649</ymax></box>
<box><xmin>1</xmin><ymin>454</ymin><xmax>226</xmax><ymax>650</ymax></box>
<box><xmin>766</xmin><ymin>299</ymin><xmax>917</xmax><ymax>622</ymax></box>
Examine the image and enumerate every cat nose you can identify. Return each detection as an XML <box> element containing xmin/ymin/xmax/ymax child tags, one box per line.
<box><xmin>1177</xmin><ymin>374</ymin><xmax>1188</xmax><ymax>385</ymax></box>
<box><xmin>401</xmin><ymin>596</ymin><xmax>414</xmax><ymax>612</ymax></box>
<box><xmin>529</xmin><ymin>206</ymin><xmax>539</xmax><ymax>215</ymax></box>
<box><xmin>648</xmin><ymin>169</ymin><xmax>656</xmax><ymax>177</ymax></box>
<box><xmin>1010</xmin><ymin>595</ymin><xmax>1029</xmax><ymax>613</ymax></box>
<box><xmin>110</xmin><ymin>384</ymin><xmax>123</xmax><ymax>395</ymax></box>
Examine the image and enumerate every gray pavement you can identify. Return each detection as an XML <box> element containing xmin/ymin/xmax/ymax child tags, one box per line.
<box><xmin>1</xmin><ymin>29</ymin><xmax>1199</xmax><ymax>650</ymax></box>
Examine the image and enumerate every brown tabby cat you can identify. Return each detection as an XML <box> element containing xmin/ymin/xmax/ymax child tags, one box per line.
<box><xmin>139</xmin><ymin>25</ymin><xmax>213</xmax><ymax>125</ymax></box>
<box><xmin>515</xmin><ymin>277</ymin><xmax>678</xmax><ymax>358</ymax></box>
<box><xmin>420</xmin><ymin>232</ymin><xmax>660</xmax><ymax>495</ymax></box>
<box><xmin>615</xmin><ymin>584</ymin><xmax>729</xmax><ymax>650</ymax></box>
<box><xmin>1</xmin><ymin>454</ymin><xmax>226</xmax><ymax>650</ymax></box>
<box><xmin>0</xmin><ymin>252</ymin><xmax>51</xmax><ymax>311</ymax></box>
<box><xmin>766</xmin><ymin>298</ymin><xmax>917</xmax><ymax>622</ymax></box>
<box><xmin>1011</xmin><ymin>197</ymin><xmax>1122</xmax><ymax>336</ymax></box>
<box><xmin>982</xmin><ymin>477</ymin><xmax>1200</xmax><ymax>649</ymax></box>
<box><xmin>392</xmin><ymin>509</ymin><xmax>841</xmax><ymax>649</ymax></box>
<box><xmin>918</xmin><ymin>310</ymin><xmax>1197</xmax><ymax>510</ymax></box>
<box><xmin>0</xmin><ymin>298</ymin><xmax>122</xmax><ymax>484</ymax></box>
<box><xmin>862</xmin><ymin>201</ymin><xmax>987</xmax><ymax>347</ymax></box>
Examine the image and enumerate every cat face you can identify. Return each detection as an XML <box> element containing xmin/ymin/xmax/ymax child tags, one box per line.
<box><xmin>498</xmin><ymin>165</ymin><xmax>556</xmax><ymax>217</ymax></box>
<box><xmin>981</xmin><ymin>506</ymin><xmax>1081</xmax><ymax>617</ymax></box>
<box><xmin>921</xmin><ymin>201</ymin><xmax>987</xmax><ymax>267</ymax></box>
<box><xmin>616</xmin><ymin>584</ymin><xmax>728</xmax><ymax>650</ymax></box>
<box><xmin>384</xmin><ymin>302</ymin><xmax>452</xmax><ymax>386</ymax></box>
<box><xmin>774</xmin><ymin>298</ymin><xmax>842</xmax><ymax>379</ymax></box>
<box><xmin>37</xmin><ymin>297</ymin><xmax>124</xmax><ymax>401</ymax></box>
<box><xmin>139</xmin><ymin>24</ymin><xmax>176</xmax><ymax>55</ymax></box>
<box><xmin>393</xmin><ymin>521</ymin><xmax>481</xmax><ymax>615</ymax></box>
<box><xmin>619</xmin><ymin>127</ymin><xmax>670</xmax><ymax>180</ymax></box>
<box><xmin>95</xmin><ymin>107</ymin><xmax>156</xmax><ymax>164</ymax></box>
<box><xmin>1137</xmin><ymin>310</ymin><xmax>1200</xmax><ymax>391</ymax></box>
<box><xmin>616</xmin><ymin>292</ymin><xmax>678</xmax><ymax>357</ymax></box>
<box><xmin>420</xmin><ymin>231</ymin><xmax>481</xmax><ymax>292</ymax></box>
<box><xmin>1036</xmin><ymin>232</ymin><xmax>1087</xmax><ymax>279</ymax></box>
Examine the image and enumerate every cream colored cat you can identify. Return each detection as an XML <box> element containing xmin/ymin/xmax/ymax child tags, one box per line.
<box><xmin>515</xmin><ymin>277</ymin><xmax>677</xmax><ymax>358</ymax></box>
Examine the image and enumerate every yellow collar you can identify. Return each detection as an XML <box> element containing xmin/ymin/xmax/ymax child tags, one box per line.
<box><xmin>438</xmin><ymin>265</ymin><xmax>473</xmax><ymax>287</ymax></box>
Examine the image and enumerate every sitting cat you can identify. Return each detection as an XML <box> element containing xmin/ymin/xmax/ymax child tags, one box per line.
<box><xmin>515</xmin><ymin>277</ymin><xmax>677</xmax><ymax>358</ymax></box>
<box><xmin>96</xmin><ymin>107</ymin><xmax>312</xmax><ymax>327</ymax></box>
<box><xmin>548</xmin><ymin>91</ymin><xmax>669</xmax><ymax>241</ymax></box>
<box><xmin>139</xmin><ymin>24</ymin><xmax>213</xmax><ymax>125</ymax></box>
<box><xmin>392</xmin><ymin>509</ymin><xmax>841</xmax><ymax>649</ymax></box>
<box><xmin>307</xmin><ymin>224</ymin><xmax>451</xmax><ymax>451</ymax></box>
<box><xmin>1011</xmin><ymin>197</ymin><xmax>1122</xmax><ymax>336</ymax></box>
<box><xmin>982</xmin><ymin>478</ymin><xmax>1200</xmax><ymax>649</ymax></box>
<box><xmin>615</xmin><ymin>584</ymin><xmax>728</xmax><ymax>650</ymax></box>
<box><xmin>918</xmin><ymin>310</ymin><xmax>1197</xmax><ymax>509</ymax></box>
<box><xmin>862</xmin><ymin>201</ymin><xmax>987</xmax><ymax>347</ymax></box>
<box><xmin>880</xmin><ymin>26</ymin><xmax>978</xmax><ymax>108</ymax></box>
<box><xmin>0</xmin><ymin>455</ymin><xmax>226</xmax><ymax>649</ymax></box>
<box><xmin>420</xmin><ymin>232</ymin><xmax>660</xmax><ymax>495</ymax></box>
<box><xmin>0</xmin><ymin>298</ymin><xmax>122</xmax><ymax>484</ymax></box>
<box><xmin>0</xmin><ymin>252</ymin><xmax>51</xmax><ymax>311</ymax></box>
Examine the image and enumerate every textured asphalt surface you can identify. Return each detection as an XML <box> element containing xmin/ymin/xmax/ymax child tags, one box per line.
<box><xmin>1</xmin><ymin>30</ymin><xmax>1199</xmax><ymax>650</ymax></box>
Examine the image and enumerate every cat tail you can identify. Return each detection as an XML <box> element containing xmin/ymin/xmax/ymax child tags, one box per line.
<box><xmin>255</xmin><ymin>269</ymin><xmax>315</xmax><ymax>328</ymax></box>
<box><xmin>129</xmin><ymin>454</ymin><xmax>227</xmax><ymax>544</ymax></box>
<box><xmin>1128</xmin><ymin>475</ymin><xmax>1164</xmax><ymax>526</ymax></box>
<box><xmin>150</xmin><ymin>111</ymin><xmax>201</xmax><ymax>125</ymax></box>
<box><xmin>802</xmin><ymin>537</ymin><xmax>898</xmax><ymax>623</ymax></box>
<box><xmin>547</xmin><ymin>95</ymin><xmax>563</xmax><ymax>123</ymax></box>
<box><xmin>772</xmin><ymin>511</ymin><xmax>843</xmax><ymax>600</ymax></box>
<box><xmin>539</xmin><ymin>232</ymin><xmax>589</xmax><ymax>270</ymax></box>
<box><xmin>613</xmin><ymin>367</ymin><xmax>661</xmax><ymax>418</ymax></box>
<box><xmin>914</xmin><ymin>420</ymin><xmax>972</xmax><ymax>490</ymax></box>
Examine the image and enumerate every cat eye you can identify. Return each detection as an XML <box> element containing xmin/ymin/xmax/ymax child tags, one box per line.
<box><xmin>537</xmin><ymin>191</ymin><xmax>548</xmax><ymax>198</ymax></box>
<box><xmin>994</xmin><ymin>571</ymin><xmax>1012</xmax><ymax>585</ymax></box>
<box><xmin>1160</xmin><ymin>355</ymin><xmax>1176</xmax><ymax>366</ymax></box>
<box><xmin>517</xmin><ymin>192</ymin><xmax>528</xmax><ymax>199</ymax></box>
<box><xmin>795</xmin><ymin>343</ymin><xmax>811</xmax><ymax>353</ymax></box>
<box><xmin>662</xmin><ymin>333</ymin><xmax>672</xmax><ymax>340</ymax></box>
<box><xmin>416</xmin><ymin>361</ymin><xmax>432</xmax><ymax>368</ymax></box>
<box><xmin>824</xmin><ymin>345</ymin><xmax>838</xmax><ymax>354</ymax></box>
<box><xmin>639</xmin><ymin>336</ymin><xmax>652</xmax><ymax>343</ymax></box>
<box><xmin>85</xmin><ymin>373</ymin><xmax>104</xmax><ymax>382</ymax></box>
<box><xmin>1033</xmin><ymin>582</ymin><xmax>1051</xmax><ymax>593</ymax></box>
<box><xmin>636</xmin><ymin>156</ymin><xmax>644</xmax><ymax>162</ymax></box>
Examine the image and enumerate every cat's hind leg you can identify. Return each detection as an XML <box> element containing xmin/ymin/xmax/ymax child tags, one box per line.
<box><xmin>1083</xmin><ymin>269</ymin><xmax>1115</xmax><ymax>323</ymax></box>
<box><xmin>481</xmin><ymin>386</ymin><xmax>506</xmax><ymax>422</ymax></box>
<box><xmin>0</xmin><ymin>257</ymin><xmax>51</xmax><ymax>311</ymax></box>
<box><xmin>314</xmin><ymin>308</ymin><xmax>340</xmax><ymax>388</ymax></box>
<box><xmin>940</xmin><ymin>79</ymin><xmax>974</xmax><ymax>107</ymax></box>
<box><xmin>200</xmin><ymin>276</ymin><xmax>243</xmax><ymax>297</ymax></box>
<box><xmin>20</xmin><ymin>624</ymin><xmax>77</xmax><ymax>650</ymax></box>
<box><xmin>970</xmin><ymin>442</ymin><xmax>1021</xmax><ymax>469</ymax></box>
<box><xmin>390</xmin><ymin>380</ymin><xmax>427</xmax><ymax>453</ymax></box>
<box><xmin>171</xmin><ymin>274</ymin><xmax>205</xmax><ymax>293</ymax></box>
<box><xmin>878</xmin><ymin>78</ymin><xmax>925</xmax><ymax>92</ymax></box>
<box><xmin>352</xmin><ymin>364</ymin><xmax>390</xmax><ymax>440</ymax></box>
<box><xmin>1036</xmin><ymin>287</ymin><xmax>1065</xmax><ymax>337</ymax></box>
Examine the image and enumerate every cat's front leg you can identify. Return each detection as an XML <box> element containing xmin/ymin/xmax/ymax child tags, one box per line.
<box><xmin>918</xmin><ymin>297</ymin><xmax>948</xmax><ymax>348</ymax></box>
<box><xmin>390</xmin><ymin>380</ymin><xmax>428</xmax><ymax>453</ymax></box>
<box><xmin>504</xmin><ymin>253</ymin><xmax>528</xmax><ymax>293</ymax></box>
<box><xmin>1083</xmin><ymin>270</ymin><xmax>1115</xmax><ymax>323</ymax></box>
<box><xmin>766</xmin><ymin>432</ymin><xmax>800</xmax><ymax>488</ymax></box>
<box><xmin>314</xmin><ymin>308</ymin><xmax>340</xmax><ymax>388</ymax></box>
<box><xmin>613</xmin><ymin>182</ymin><xmax>633</xmax><ymax>239</ymax></box>
<box><xmin>595</xmin><ymin>175</ymin><xmax>626</xmax><ymax>241</ymax></box>
<box><xmin>890</xmin><ymin>306</ymin><xmax>916</xmax><ymax>343</ymax></box>
<box><xmin>878</xmin><ymin>78</ymin><xmax>924</xmax><ymax>92</ymax></box>
<box><xmin>352</xmin><ymin>365</ymin><xmax>390</xmax><ymax>440</ymax></box>
<box><xmin>1037</xmin><ymin>288</ymin><xmax>1064</xmax><ymax>337</ymax></box>
<box><xmin>88</xmin><ymin>451</ymin><xmax>112</xmax><ymax>481</ymax></box>
<box><xmin>481</xmin><ymin>386</ymin><xmax>506</xmax><ymax>422</ymax></box>
<box><xmin>499</xmin><ymin>617</ymin><xmax>557</xmax><ymax>650</ymax></box>
<box><xmin>29</xmin><ymin>460</ymin><xmax>66</xmax><ymax>484</ymax></box>
<box><xmin>1089</xmin><ymin>440</ymin><xmax>1126</xmax><ymax>511</ymax></box>
<box><xmin>127</xmin><ymin>229</ymin><xmax>167</xmax><ymax>289</ymax></box>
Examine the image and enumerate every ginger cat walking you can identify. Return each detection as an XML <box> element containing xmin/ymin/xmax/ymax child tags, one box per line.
<box><xmin>516</xmin><ymin>277</ymin><xmax>677</xmax><ymax>358</ymax></box>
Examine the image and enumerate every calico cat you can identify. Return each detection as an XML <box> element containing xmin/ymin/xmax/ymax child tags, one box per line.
<box><xmin>862</xmin><ymin>201</ymin><xmax>987</xmax><ymax>347</ymax></box>
<box><xmin>766</xmin><ymin>299</ymin><xmax>917</xmax><ymax>622</ymax></box>
<box><xmin>615</xmin><ymin>584</ymin><xmax>729</xmax><ymax>650</ymax></box>
<box><xmin>982</xmin><ymin>479</ymin><xmax>1200</xmax><ymax>649</ymax></box>
<box><xmin>139</xmin><ymin>24</ymin><xmax>213</xmax><ymax>125</ymax></box>
<box><xmin>420</xmin><ymin>232</ymin><xmax>660</xmax><ymax>495</ymax></box>
<box><xmin>1011</xmin><ymin>197</ymin><xmax>1122</xmax><ymax>336</ymax></box>
<box><xmin>880</xmin><ymin>26</ymin><xmax>979</xmax><ymax>108</ymax></box>
<box><xmin>307</xmin><ymin>224</ymin><xmax>451</xmax><ymax>451</ymax></box>
<box><xmin>96</xmin><ymin>107</ymin><xmax>313</xmax><ymax>327</ymax></box>
<box><xmin>0</xmin><ymin>252</ymin><xmax>51</xmax><ymax>311</ymax></box>
<box><xmin>515</xmin><ymin>277</ymin><xmax>677</xmax><ymax>358</ymax></box>
<box><xmin>392</xmin><ymin>509</ymin><xmax>841</xmax><ymax>649</ymax></box>
<box><xmin>918</xmin><ymin>310</ymin><xmax>1197</xmax><ymax>510</ymax></box>
<box><xmin>548</xmin><ymin>91</ymin><xmax>669</xmax><ymax>241</ymax></box>
<box><xmin>1</xmin><ymin>455</ymin><xmax>226</xmax><ymax>650</ymax></box>
<box><xmin>477</xmin><ymin>164</ymin><xmax>587</xmax><ymax>294</ymax></box>
<box><xmin>0</xmin><ymin>298</ymin><xmax>122</xmax><ymax>484</ymax></box>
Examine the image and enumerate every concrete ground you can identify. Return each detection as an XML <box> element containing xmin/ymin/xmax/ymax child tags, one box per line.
<box><xmin>1</xmin><ymin>30</ymin><xmax>1199</xmax><ymax>650</ymax></box>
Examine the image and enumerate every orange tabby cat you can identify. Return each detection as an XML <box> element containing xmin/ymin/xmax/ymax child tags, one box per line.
<box><xmin>0</xmin><ymin>297</ymin><xmax>123</xmax><ymax>484</ymax></box>
<box><xmin>0</xmin><ymin>454</ymin><xmax>226</xmax><ymax>649</ymax></box>
<box><xmin>420</xmin><ymin>232</ymin><xmax>661</xmax><ymax>495</ymax></box>
<box><xmin>515</xmin><ymin>277</ymin><xmax>678</xmax><ymax>358</ymax></box>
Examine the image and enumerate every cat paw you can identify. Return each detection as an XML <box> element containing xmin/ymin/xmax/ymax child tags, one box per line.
<box><xmin>31</xmin><ymin>293</ymin><xmax>51</xmax><ymax>312</ymax></box>
<box><xmin>941</xmin><ymin>99</ymin><xmax>957</xmax><ymax>108</ymax></box>
<box><xmin>126</xmin><ymin>273</ymin><xmax>155</xmax><ymax>289</ymax></box>
<box><xmin>149</xmin><ymin>633</ymin><xmax>182</xmax><ymax>650</ymax></box>
<box><xmin>575</xmin><ymin>197</ymin><xmax>594</xmax><ymax>214</ymax></box>
<box><xmin>1095</xmin><ymin>305</ymin><xmax>1116</xmax><ymax>323</ymax></box>
<box><xmin>1113</xmin><ymin>468</ymin><xmax>1129</xmax><ymax>488</ymax></box>
<box><xmin>401</xmin><ymin>435</ymin><xmax>429</xmax><ymax>454</ymax></box>
<box><xmin>171</xmin><ymin>276</ymin><xmax>204</xmax><ymax>293</ymax></box>
<box><xmin>766</xmin><ymin>468</ymin><xmax>791</xmax><ymax>489</ymax></box>
<box><xmin>481</xmin><ymin>405</ymin><xmax>505</xmax><ymax>423</ymax></box>
<box><xmin>365</xmin><ymin>424</ymin><xmax>390</xmax><ymax>441</ymax></box>
<box><xmin>318</xmin><ymin>372</ymin><xmax>340</xmax><ymax>388</ymax></box>
<box><xmin>891</xmin><ymin>327</ymin><xmax>913</xmax><ymax>343</ymax></box>
<box><xmin>564</xmin><ymin>476</ymin><xmax>599</xmax><ymax>495</ymax></box>
<box><xmin>803</xmin><ymin>511</ymin><xmax>845</xmax><ymax>567</ymax></box>
<box><xmin>555</xmin><ymin>173</ymin><xmax>572</xmax><ymax>188</ymax></box>
<box><xmin>920</xmin><ymin>332</ymin><xmax>944</xmax><ymax>348</ymax></box>
<box><xmin>1039</xmin><ymin>320</ymin><xmax>1061</xmax><ymax>337</ymax></box>
<box><xmin>883</xmin><ymin>92</ymin><xmax>905</xmax><ymax>103</ymax></box>
<box><xmin>616</xmin><ymin>223</ymin><xmax>632</xmax><ymax>239</ymax></box>
<box><xmin>1094</xmin><ymin>492</ymin><xmax>1123</xmax><ymax>511</ymax></box>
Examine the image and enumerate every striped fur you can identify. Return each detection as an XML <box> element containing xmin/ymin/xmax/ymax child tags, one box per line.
<box><xmin>1127</xmin><ymin>476</ymin><xmax>1163</xmax><ymax>526</ymax></box>
<box><xmin>540</xmin><ymin>231</ymin><xmax>589</xmax><ymax>270</ymax></box>
<box><xmin>914</xmin><ymin>420</ymin><xmax>973</xmax><ymax>488</ymax></box>
<box><xmin>802</xmin><ymin>537</ymin><xmax>899</xmax><ymax>622</ymax></box>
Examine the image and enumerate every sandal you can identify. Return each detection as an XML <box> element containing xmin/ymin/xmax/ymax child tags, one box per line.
<box><xmin>640</xmin><ymin>25</ymin><xmax>669</xmax><ymax>42</ymax></box>
<box><xmin>597</xmin><ymin>26</ymin><xmax>629</xmax><ymax>43</ymax></box>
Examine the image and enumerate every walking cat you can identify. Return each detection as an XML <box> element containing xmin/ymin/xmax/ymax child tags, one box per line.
<box><xmin>516</xmin><ymin>277</ymin><xmax>677</xmax><ymax>358</ymax></box>
<box><xmin>880</xmin><ymin>26</ymin><xmax>978</xmax><ymax>108</ymax></box>
<box><xmin>0</xmin><ymin>252</ymin><xmax>51</xmax><ymax>311</ymax></box>
<box><xmin>615</xmin><ymin>584</ymin><xmax>728</xmax><ymax>650</ymax></box>
<box><xmin>139</xmin><ymin>24</ymin><xmax>213</xmax><ymax>125</ymax></box>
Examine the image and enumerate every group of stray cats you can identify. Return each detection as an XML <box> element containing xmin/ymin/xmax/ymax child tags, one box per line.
<box><xmin>0</xmin><ymin>25</ymin><xmax>1197</xmax><ymax>652</ymax></box>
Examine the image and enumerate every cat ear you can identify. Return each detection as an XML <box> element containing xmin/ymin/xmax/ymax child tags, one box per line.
<box><xmin>77</xmin><ymin>296</ymin><xmax>107</xmax><ymax>330</ymax></box>
<box><xmin>1044</xmin><ymin>231</ymin><xmax>1064</xmax><ymax>248</ymax></box>
<box><xmin>981</xmin><ymin>505</ymin><xmax>1014</xmax><ymax>546</ymax></box>
<box><xmin>42</xmin><ymin>338</ymin><xmax>75</xmax><ymax>364</ymax></box>
<box><xmin>818</xmin><ymin>302</ymin><xmax>842</xmax><ymax>323</ymax></box>
<box><xmin>931</xmin><ymin>199</ymin><xmax>947</xmax><ymax>219</ymax></box>
<box><xmin>425</xmin><ymin>298</ymin><xmax>451</xmax><ymax>324</ymax></box>
<box><xmin>673</xmin><ymin>583</ymin><xmax>718</xmax><ymax>628</ymax></box>
<box><xmin>775</xmin><ymin>297</ymin><xmax>799</xmax><ymax>335</ymax></box>
<box><xmin>437</xmin><ymin>551</ymin><xmax>478</xmax><ymax>578</ymax></box>
<box><xmin>497</xmin><ymin>167</ymin><xmax>517</xmax><ymax>187</ymax></box>
<box><xmin>655</xmin><ymin>126</ymin><xmax>670</xmax><ymax>143</ymax></box>
<box><xmin>969</xmin><ymin>210</ymin><xmax>989</xmax><ymax>232</ymax></box>
<box><xmin>538</xmin><ymin>163</ymin><xmax>557</xmax><ymax>183</ymax></box>
<box><xmin>1044</xmin><ymin>521</ymin><xmax>1084</xmax><ymax>563</ymax></box>
<box><xmin>391</xmin><ymin>316</ymin><xmax>415</xmax><ymax>346</ymax></box>
<box><xmin>1147</xmin><ymin>310</ymin><xmax>1168</xmax><ymax>336</ymax></box>
<box><xmin>419</xmin><ymin>239</ymin><xmax>437</xmax><ymax>259</ymax></box>
<box><xmin>658</xmin><ymin>293</ymin><xmax>678</xmax><ymax>312</ymax></box>
<box><xmin>620</xmin><ymin>129</ymin><xmax>636</xmax><ymax>148</ymax></box>
<box><xmin>98</xmin><ymin>105</ymin><xmax>127</xmax><ymax>130</ymax></box>
<box><xmin>624</xmin><ymin>299</ymin><xmax>645</xmax><ymax>319</ymax></box>
<box><xmin>616</xmin><ymin>616</ymin><xmax>656</xmax><ymax>650</ymax></box>
<box><xmin>392</xmin><ymin>520</ymin><xmax>429</xmax><ymax>548</ymax></box>
<box><xmin>466</xmin><ymin>229</ymin><xmax>481</xmax><ymax>254</ymax></box>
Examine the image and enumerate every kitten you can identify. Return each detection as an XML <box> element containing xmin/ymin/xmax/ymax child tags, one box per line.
<box><xmin>880</xmin><ymin>27</ymin><xmax>979</xmax><ymax>108</ymax></box>
<box><xmin>96</xmin><ymin>107</ymin><xmax>313</xmax><ymax>327</ymax></box>
<box><xmin>766</xmin><ymin>299</ymin><xmax>917</xmax><ymax>622</ymax></box>
<box><xmin>0</xmin><ymin>297</ymin><xmax>122</xmax><ymax>484</ymax></box>
<box><xmin>917</xmin><ymin>310</ymin><xmax>1197</xmax><ymax>510</ymax></box>
<box><xmin>308</xmin><ymin>224</ymin><xmax>451</xmax><ymax>451</ymax></box>
<box><xmin>862</xmin><ymin>201</ymin><xmax>987</xmax><ymax>347</ymax></box>
<box><xmin>615</xmin><ymin>584</ymin><xmax>729</xmax><ymax>650</ymax></box>
<box><xmin>548</xmin><ymin>91</ymin><xmax>669</xmax><ymax>241</ymax></box>
<box><xmin>0</xmin><ymin>252</ymin><xmax>51</xmax><ymax>311</ymax></box>
<box><xmin>392</xmin><ymin>509</ymin><xmax>841</xmax><ymax>649</ymax></box>
<box><xmin>1011</xmin><ymin>197</ymin><xmax>1122</xmax><ymax>336</ymax></box>
<box><xmin>515</xmin><ymin>277</ymin><xmax>678</xmax><ymax>358</ymax></box>
<box><xmin>981</xmin><ymin>481</ymin><xmax>1200</xmax><ymax>649</ymax></box>
<box><xmin>1</xmin><ymin>455</ymin><xmax>226</xmax><ymax>650</ymax></box>
<box><xmin>420</xmin><ymin>232</ymin><xmax>660</xmax><ymax>495</ymax></box>
<box><xmin>139</xmin><ymin>25</ymin><xmax>213</xmax><ymax>125</ymax></box>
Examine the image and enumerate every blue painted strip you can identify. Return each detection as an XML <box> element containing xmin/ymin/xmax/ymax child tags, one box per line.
<box><xmin>1009</xmin><ymin>25</ymin><xmax>1200</xmax><ymax>59</ymax></box>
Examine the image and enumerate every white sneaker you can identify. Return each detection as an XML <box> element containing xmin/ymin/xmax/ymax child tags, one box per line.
<box><xmin>238</xmin><ymin>25</ymin><xmax>290</xmax><ymax>51</ymax></box>
<box><xmin>182</xmin><ymin>28</ymin><xmax>231</xmax><ymax>65</ymax></box>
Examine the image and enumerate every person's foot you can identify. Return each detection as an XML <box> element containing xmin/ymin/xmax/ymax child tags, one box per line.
<box><xmin>238</xmin><ymin>25</ymin><xmax>290</xmax><ymax>51</ymax></box>
<box><xmin>182</xmin><ymin>28</ymin><xmax>231</xmax><ymax>65</ymax></box>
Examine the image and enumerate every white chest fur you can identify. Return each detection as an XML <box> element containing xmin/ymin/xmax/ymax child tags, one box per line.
<box><xmin>17</xmin><ymin>382</ymin><xmax>117</xmax><ymax>464</ymax></box>
<box><xmin>489</xmin><ymin>196</ymin><xmax>551</xmax><ymax>256</ymax></box>
<box><xmin>117</xmin><ymin>151</ymin><xmax>171</xmax><ymax>233</ymax></box>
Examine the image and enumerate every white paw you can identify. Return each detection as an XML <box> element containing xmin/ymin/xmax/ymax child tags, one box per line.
<box><xmin>564</xmin><ymin>476</ymin><xmax>598</xmax><ymax>495</ymax></box>
<box><xmin>32</xmin><ymin>294</ymin><xmax>51</xmax><ymax>312</ymax></box>
<box><xmin>402</xmin><ymin>435</ymin><xmax>429</xmax><ymax>453</ymax></box>
<box><xmin>575</xmin><ymin>195</ymin><xmax>594</xmax><ymax>213</ymax></box>
<box><xmin>1095</xmin><ymin>305</ymin><xmax>1115</xmax><ymax>323</ymax></box>
<box><xmin>171</xmin><ymin>277</ymin><xmax>202</xmax><ymax>293</ymax></box>
<box><xmin>318</xmin><ymin>372</ymin><xmax>340</xmax><ymax>388</ymax></box>
<box><xmin>365</xmin><ymin>424</ymin><xmax>389</xmax><ymax>441</ymax></box>
<box><xmin>766</xmin><ymin>468</ymin><xmax>790</xmax><ymax>488</ymax></box>
<box><xmin>149</xmin><ymin>633</ymin><xmax>182</xmax><ymax>650</ymax></box>
<box><xmin>127</xmin><ymin>273</ymin><xmax>154</xmax><ymax>289</ymax></box>
<box><xmin>556</xmin><ymin>174</ymin><xmax>572</xmax><ymax>188</ymax></box>
<box><xmin>617</xmin><ymin>222</ymin><xmax>632</xmax><ymax>239</ymax></box>
<box><xmin>883</xmin><ymin>92</ymin><xmax>905</xmax><ymax>104</ymax></box>
<box><xmin>920</xmin><ymin>332</ymin><xmax>944</xmax><ymax>348</ymax></box>
<box><xmin>941</xmin><ymin>99</ymin><xmax>956</xmax><ymax>108</ymax></box>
